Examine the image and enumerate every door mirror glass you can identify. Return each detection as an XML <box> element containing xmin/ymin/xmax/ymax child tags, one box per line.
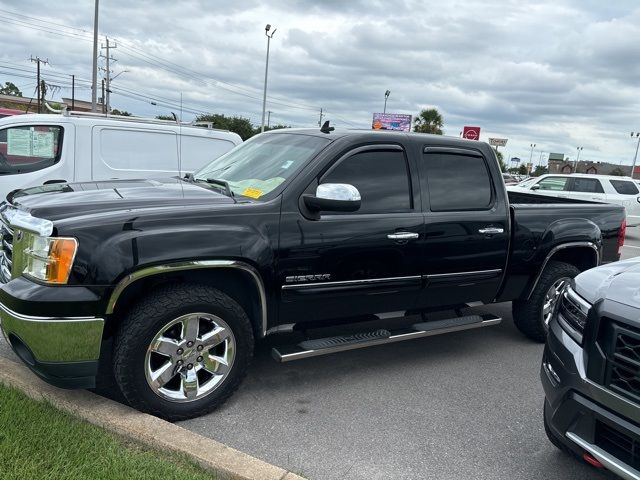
<box><xmin>303</xmin><ymin>183</ymin><xmax>361</xmax><ymax>212</ymax></box>
<box><xmin>531</xmin><ymin>184</ymin><xmax>540</xmax><ymax>190</ymax></box>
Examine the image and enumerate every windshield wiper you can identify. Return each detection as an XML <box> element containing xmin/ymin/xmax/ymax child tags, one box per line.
<box><xmin>202</xmin><ymin>178</ymin><xmax>235</xmax><ymax>199</ymax></box>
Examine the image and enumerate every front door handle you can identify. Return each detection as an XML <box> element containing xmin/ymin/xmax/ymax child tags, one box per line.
<box><xmin>387</xmin><ymin>232</ymin><xmax>419</xmax><ymax>241</ymax></box>
<box><xmin>478</xmin><ymin>227</ymin><xmax>504</xmax><ymax>235</ymax></box>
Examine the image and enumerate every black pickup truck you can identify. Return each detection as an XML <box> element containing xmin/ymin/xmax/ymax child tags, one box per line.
<box><xmin>0</xmin><ymin>127</ymin><xmax>626</xmax><ymax>420</ymax></box>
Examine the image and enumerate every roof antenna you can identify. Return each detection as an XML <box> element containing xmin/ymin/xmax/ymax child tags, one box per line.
<box><xmin>320</xmin><ymin>120</ymin><xmax>334</xmax><ymax>133</ymax></box>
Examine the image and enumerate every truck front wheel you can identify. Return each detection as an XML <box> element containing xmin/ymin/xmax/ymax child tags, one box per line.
<box><xmin>512</xmin><ymin>261</ymin><xmax>580</xmax><ymax>343</ymax></box>
<box><xmin>113</xmin><ymin>283</ymin><xmax>254</xmax><ymax>421</ymax></box>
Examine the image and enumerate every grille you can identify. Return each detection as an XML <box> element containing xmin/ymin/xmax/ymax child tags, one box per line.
<box><xmin>607</xmin><ymin>326</ymin><xmax>640</xmax><ymax>402</ymax></box>
<box><xmin>0</xmin><ymin>211</ymin><xmax>13</xmax><ymax>284</ymax></box>
<box><xmin>595</xmin><ymin>420</ymin><xmax>640</xmax><ymax>470</ymax></box>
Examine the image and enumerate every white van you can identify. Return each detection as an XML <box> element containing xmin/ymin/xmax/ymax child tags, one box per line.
<box><xmin>508</xmin><ymin>173</ymin><xmax>640</xmax><ymax>226</ymax></box>
<box><xmin>0</xmin><ymin>112</ymin><xmax>242</xmax><ymax>199</ymax></box>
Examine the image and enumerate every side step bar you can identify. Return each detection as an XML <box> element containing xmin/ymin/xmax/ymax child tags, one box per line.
<box><xmin>272</xmin><ymin>314</ymin><xmax>501</xmax><ymax>363</ymax></box>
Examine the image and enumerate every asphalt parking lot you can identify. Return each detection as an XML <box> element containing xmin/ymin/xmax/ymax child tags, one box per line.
<box><xmin>1</xmin><ymin>228</ymin><xmax>638</xmax><ymax>479</ymax></box>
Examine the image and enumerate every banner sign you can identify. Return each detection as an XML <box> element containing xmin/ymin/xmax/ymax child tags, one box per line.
<box><xmin>488</xmin><ymin>138</ymin><xmax>508</xmax><ymax>147</ymax></box>
<box><xmin>462</xmin><ymin>126</ymin><xmax>481</xmax><ymax>140</ymax></box>
<box><xmin>372</xmin><ymin>113</ymin><xmax>412</xmax><ymax>132</ymax></box>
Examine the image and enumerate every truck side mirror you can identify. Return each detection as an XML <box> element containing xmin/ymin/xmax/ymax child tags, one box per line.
<box><xmin>303</xmin><ymin>183</ymin><xmax>361</xmax><ymax>213</ymax></box>
<box><xmin>531</xmin><ymin>184</ymin><xmax>540</xmax><ymax>191</ymax></box>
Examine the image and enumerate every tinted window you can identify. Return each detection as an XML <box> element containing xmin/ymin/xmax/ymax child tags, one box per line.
<box><xmin>570</xmin><ymin>178</ymin><xmax>604</xmax><ymax>193</ymax></box>
<box><xmin>0</xmin><ymin>125</ymin><xmax>63</xmax><ymax>175</ymax></box>
<box><xmin>321</xmin><ymin>150</ymin><xmax>411</xmax><ymax>214</ymax></box>
<box><xmin>423</xmin><ymin>152</ymin><xmax>492</xmax><ymax>211</ymax></box>
<box><xmin>610</xmin><ymin>180</ymin><xmax>639</xmax><ymax>195</ymax></box>
<box><xmin>537</xmin><ymin>177</ymin><xmax>568</xmax><ymax>191</ymax></box>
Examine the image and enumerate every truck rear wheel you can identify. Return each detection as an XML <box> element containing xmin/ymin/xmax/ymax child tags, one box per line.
<box><xmin>512</xmin><ymin>261</ymin><xmax>580</xmax><ymax>342</ymax></box>
<box><xmin>113</xmin><ymin>283</ymin><xmax>254</xmax><ymax>421</ymax></box>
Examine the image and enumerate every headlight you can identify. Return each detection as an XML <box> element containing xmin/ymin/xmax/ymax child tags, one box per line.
<box><xmin>557</xmin><ymin>285</ymin><xmax>591</xmax><ymax>344</ymax></box>
<box><xmin>20</xmin><ymin>231</ymin><xmax>78</xmax><ymax>284</ymax></box>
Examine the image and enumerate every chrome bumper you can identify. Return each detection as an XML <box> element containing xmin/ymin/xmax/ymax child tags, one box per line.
<box><xmin>0</xmin><ymin>301</ymin><xmax>104</xmax><ymax>363</ymax></box>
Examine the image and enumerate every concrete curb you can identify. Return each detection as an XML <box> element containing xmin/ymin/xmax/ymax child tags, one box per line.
<box><xmin>0</xmin><ymin>356</ymin><xmax>305</xmax><ymax>480</ymax></box>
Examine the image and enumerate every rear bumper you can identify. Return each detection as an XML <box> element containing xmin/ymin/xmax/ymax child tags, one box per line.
<box><xmin>0</xmin><ymin>299</ymin><xmax>104</xmax><ymax>389</ymax></box>
<box><xmin>542</xmin><ymin>318</ymin><xmax>640</xmax><ymax>480</ymax></box>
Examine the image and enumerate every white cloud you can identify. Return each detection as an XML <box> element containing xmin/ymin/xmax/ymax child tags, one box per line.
<box><xmin>0</xmin><ymin>0</ymin><xmax>639</xmax><ymax>165</ymax></box>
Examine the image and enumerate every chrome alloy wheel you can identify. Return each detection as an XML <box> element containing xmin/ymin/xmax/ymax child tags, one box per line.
<box><xmin>144</xmin><ymin>313</ymin><xmax>236</xmax><ymax>402</ymax></box>
<box><xmin>542</xmin><ymin>278</ymin><xmax>571</xmax><ymax>329</ymax></box>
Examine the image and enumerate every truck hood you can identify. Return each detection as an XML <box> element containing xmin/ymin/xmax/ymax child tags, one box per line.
<box><xmin>574</xmin><ymin>258</ymin><xmax>640</xmax><ymax>309</ymax></box>
<box><xmin>10</xmin><ymin>178</ymin><xmax>236</xmax><ymax>221</ymax></box>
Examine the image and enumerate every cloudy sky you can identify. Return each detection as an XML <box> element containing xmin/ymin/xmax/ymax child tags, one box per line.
<box><xmin>1</xmin><ymin>0</ymin><xmax>639</xmax><ymax>166</ymax></box>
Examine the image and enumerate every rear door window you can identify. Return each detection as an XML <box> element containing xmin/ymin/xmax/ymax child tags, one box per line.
<box><xmin>0</xmin><ymin>125</ymin><xmax>63</xmax><ymax>175</ymax></box>
<box><xmin>422</xmin><ymin>151</ymin><xmax>493</xmax><ymax>211</ymax></box>
<box><xmin>610</xmin><ymin>180</ymin><xmax>640</xmax><ymax>195</ymax></box>
<box><xmin>568</xmin><ymin>178</ymin><xmax>605</xmax><ymax>193</ymax></box>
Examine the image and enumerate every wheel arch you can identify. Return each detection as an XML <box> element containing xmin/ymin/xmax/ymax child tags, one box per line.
<box><xmin>525</xmin><ymin>242</ymin><xmax>599</xmax><ymax>300</ymax></box>
<box><xmin>105</xmin><ymin>260</ymin><xmax>268</xmax><ymax>339</ymax></box>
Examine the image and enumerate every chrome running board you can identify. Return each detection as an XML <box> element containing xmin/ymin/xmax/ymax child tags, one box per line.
<box><xmin>271</xmin><ymin>314</ymin><xmax>501</xmax><ymax>363</ymax></box>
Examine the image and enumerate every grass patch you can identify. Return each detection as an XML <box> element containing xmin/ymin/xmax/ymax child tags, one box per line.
<box><xmin>0</xmin><ymin>384</ymin><xmax>216</xmax><ymax>480</ymax></box>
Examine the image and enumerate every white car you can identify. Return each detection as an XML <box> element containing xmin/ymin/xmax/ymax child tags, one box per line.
<box><xmin>508</xmin><ymin>173</ymin><xmax>640</xmax><ymax>226</ymax></box>
<box><xmin>0</xmin><ymin>112</ymin><xmax>242</xmax><ymax>200</ymax></box>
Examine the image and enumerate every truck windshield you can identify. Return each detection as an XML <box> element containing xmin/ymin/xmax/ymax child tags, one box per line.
<box><xmin>193</xmin><ymin>133</ymin><xmax>330</xmax><ymax>199</ymax></box>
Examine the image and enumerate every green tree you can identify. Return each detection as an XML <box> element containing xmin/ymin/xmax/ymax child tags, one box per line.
<box><xmin>494</xmin><ymin>149</ymin><xmax>507</xmax><ymax>171</ymax></box>
<box><xmin>610</xmin><ymin>167</ymin><xmax>626</xmax><ymax>176</ymax></box>
<box><xmin>518</xmin><ymin>164</ymin><xmax>529</xmax><ymax>175</ymax></box>
<box><xmin>533</xmin><ymin>165</ymin><xmax>549</xmax><ymax>177</ymax></box>
<box><xmin>261</xmin><ymin>124</ymin><xmax>289</xmax><ymax>133</ymax></box>
<box><xmin>196</xmin><ymin>114</ymin><xmax>255</xmax><ymax>140</ymax></box>
<box><xmin>155</xmin><ymin>114</ymin><xmax>176</xmax><ymax>121</ymax></box>
<box><xmin>111</xmin><ymin>109</ymin><xmax>132</xmax><ymax>116</ymax></box>
<box><xmin>0</xmin><ymin>81</ymin><xmax>22</xmax><ymax>96</ymax></box>
<box><xmin>413</xmin><ymin>108</ymin><xmax>443</xmax><ymax>135</ymax></box>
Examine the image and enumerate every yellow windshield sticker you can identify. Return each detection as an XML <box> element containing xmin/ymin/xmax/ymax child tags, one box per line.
<box><xmin>242</xmin><ymin>187</ymin><xmax>263</xmax><ymax>199</ymax></box>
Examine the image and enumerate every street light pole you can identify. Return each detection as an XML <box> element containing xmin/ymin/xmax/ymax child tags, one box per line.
<box><xmin>528</xmin><ymin>143</ymin><xmax>536</xmax><ymax>174</ymax></box>
<box><xmin>631</xmin><ymin>132</ymin><xmax>640</xmax><ymax>178</ymax></box>
<box><xmin>260</xmin><ymin>24</ymin><xmax>276</xmax><ymax>133</ymax></box>
<box><xmin>383</xmin><ymin>90</ymin><xmax>390</xmax><ymax>114</ymax></box>
<box><xmin>575</xmin><ymin>147</ymin><xmax>583</xmax><ymax>172</ymax></box>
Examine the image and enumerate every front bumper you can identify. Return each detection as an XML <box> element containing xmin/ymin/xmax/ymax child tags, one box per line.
<box><xmin>542</xmin><ymin>317</ymin><xmax>640</xmax><ymax>480</ymax></box>
<box><xmin>0</xmin><ymin>286</ymin><xmax>104</xmax><ymax>389</ymax></box>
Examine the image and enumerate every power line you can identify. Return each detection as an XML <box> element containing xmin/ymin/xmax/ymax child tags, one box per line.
<box><xmin>0</xmin><ymin>9</ymin><xmax>322</xmax><ymax>112</ymax></box>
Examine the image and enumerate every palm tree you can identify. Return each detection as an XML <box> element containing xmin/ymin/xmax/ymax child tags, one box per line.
<box><xmin>413</xmin><ymin>108</ymin><xmax>444</xmax><ymax>135</ymax></box>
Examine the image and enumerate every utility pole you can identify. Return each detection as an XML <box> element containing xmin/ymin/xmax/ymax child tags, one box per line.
<box><xmin>71</xmin><ymin>75</ymin><xmax>75</xmax><ymax>110</ymax></box>
<box><xmin>101</xmin><ymin>79</ymin><xmax>105</xmax><ymax>113</ymax></box>
<box><xmin>318</xmin><ymin>108</ymin><xmax>323</xmax><ymax>127</ymax></box>
<box><xmin>91</xmin><ymin>0</ymin><xmax>99</xmax><ymax>112</ymax></box>
<box><xmin>631</xmin><ymin>132</ymin><xmax>640</xmax><ymax>178</ymax></box>
<box><xmin>528</xmin><ymin>143</ymin><xmax>536</xmax><ymax>174</ymax></box>
<box><xmin>30</xmin><ymin>56</ymin><xmax>49</xmax><ymax>113</ymax></box>
<box><xmin>101</xmin><ymin>36</ymin><xmax>117</xmax><ymax>113</ymax></box>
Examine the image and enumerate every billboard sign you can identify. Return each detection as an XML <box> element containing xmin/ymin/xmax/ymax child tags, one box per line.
<box><xmin>372</xmin><ymin>113</ymin><xmax>412</xmax><ymax>132</ymax></box>
<box><xmin>462</xmin><ymin>126</ymin><xmax>481</xmax><ymax>140</ymax></box>
<box><xmin>488</xmin><ymin>138</ymin><xmax>508</xmax><ymax>147</ymax></box>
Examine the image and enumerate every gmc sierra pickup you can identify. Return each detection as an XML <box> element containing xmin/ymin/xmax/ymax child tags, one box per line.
<box><xmin>0</xmin><ymin>126</ymin><xmax>626</xmax><ymax>420</ymax></box>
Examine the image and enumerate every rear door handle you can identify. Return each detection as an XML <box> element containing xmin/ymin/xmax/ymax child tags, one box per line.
<box><xmin>478</xmin><ymin>227</ymin><xmax>504</xmax><ymax>235</ymax></box>
<box><xmin>387</xmin><ymin>232</ymin><xmax>419</xmax><ymax>241</ymax></box>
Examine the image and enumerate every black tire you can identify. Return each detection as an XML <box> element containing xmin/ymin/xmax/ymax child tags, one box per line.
<box><xmin>512</xmin><ymin>261</ymin><xmax>580</xmax><ymax>342</ymax></box>
<box><xmin>113</xmin><ymin>283</ymin><xmax>254</xmax><ymax>421</ymax></box>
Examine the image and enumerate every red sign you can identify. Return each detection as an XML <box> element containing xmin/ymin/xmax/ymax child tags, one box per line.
<box><xmin>463</xmin><ymin>126</ymin><xmax>481</xmax><ymax>140</ymax></box>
